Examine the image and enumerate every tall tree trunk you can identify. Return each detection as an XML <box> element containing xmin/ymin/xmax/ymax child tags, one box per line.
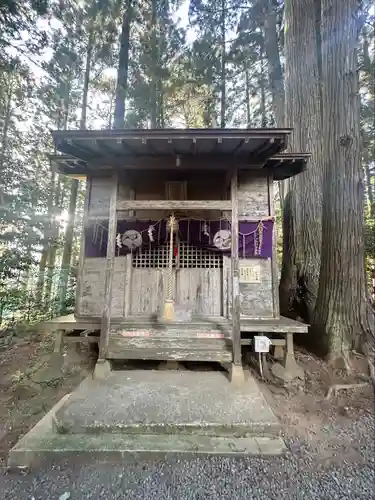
<box><xmin>263</xmin><ymin>0</ymin><xmax>285</xmax><ymax>127</ymax></box>
<box><xmin>45</xmin><ymin>83</ymin><xmax>71</xmax><ymax>306</ymax></box>
<box><xmin>44</xmin><ymin>172</ymin><xmax>61</xmax><ymax>306</ymax></box>
<box><xmin>263</xmin><ymin>0</ymin><xmax>286</xmax><ymax>203</ymax></box>
<box><xmin>36</xmin><ymin>154</ymin><xmax>57</xmax><ymax>305</ymax></box>
<box><xmin>259</xmin><ymin>39</ymin><xmax>267</xmax><ymax>127</ymax></box>
<box><xmin>315</xmin><ymin>0</ymin><xmax>323</xmax><ymax>119</ymax></box>
<box><xmin>0</xmin><ymin>77</ymin><xmax>13</xmax><ymax>209</ymax></box>
<box><xmin>245</xmin><ymin>63</ymin><xmax>251</xmax><ymax>127</ymax></box>
<box><xmin>113</xmin><ymin>0</ymin><xmax>132</xmax><ymax>129</ymax></box>
<box><xmin>362</xmin><ymin>29</ymin><xmax>375</xmax><ymax>218</ymax></box>
<box><xmin>58</xmin><ymin>178</ymin><xmax>78</xmax><ymax>313</ymax></box>
<box><xmin>58</xmin><ymin>26</ymin><xmax>94</xmax><ymax>313</ymax></box>
<box><xmin>36</xmin><ymin>249</ymin><xmax>48</xmax><ymax>304</ymax></box>
<box><xmin>150</xmin><ymin>0</ymin><xmax>158</xmax><ymax>128</ymax></box>
<box><xmin>279</xmin><ymin>0</ymin><xmax>323</xmax><ymax>328</ymax></box>
<box><xmin>364</xmin><ymin>161</ymin><xmax>374</xmax><ymax>218</ymax></box>
<box><xmin>220</xmin><ymin>0</ymin><xmax>226</xmax><ymax>128</ymax></box>
<box><xmin>314</xmin><ymin>0</ymin><xmax>372</xmax><ymax>360</ymax></box>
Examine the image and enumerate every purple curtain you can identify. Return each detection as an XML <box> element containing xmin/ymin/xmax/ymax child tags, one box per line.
<box><xmin>85</xmin><ymin>219</ymin><xmax>273</xmax><ymax>259</ymax></box>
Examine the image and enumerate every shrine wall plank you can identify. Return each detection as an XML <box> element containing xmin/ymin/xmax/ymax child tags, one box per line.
<box><xmin>236</xmin><ymin>171</ymin><xmax>274</xmax><ymax>318</ymax></box>
<box><xmin>76</xmin><ymin>257</ymin><xmax>127</xmax><ymax>318</ymax></box>
<box><xmin>80</xmin><ymin>171</ymin><xmax>276</xmax><ymax>321</ymax></box>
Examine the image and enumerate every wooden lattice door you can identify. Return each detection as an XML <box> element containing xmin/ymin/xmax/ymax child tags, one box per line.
<box><xmin>129</xmin><ymin>242</ymin><xmax>223</xmax><ymax>317</ymax></box>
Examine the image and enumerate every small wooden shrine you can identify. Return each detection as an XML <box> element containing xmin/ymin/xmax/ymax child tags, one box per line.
<box><xmin>48</xmin><ymin>128</ymin><xmax>309</xmax><ymax>381</ymax></box>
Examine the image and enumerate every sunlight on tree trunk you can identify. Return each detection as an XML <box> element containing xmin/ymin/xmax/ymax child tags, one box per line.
<box><xmin>314</xmin><ymin>0</ymin><xmax>373</xmax><ymax>361</ymax></box>
<box><xmin>113</xmin><ymin>0</ymin><xmax>132</xmax><ymax>130</ymax></box>
<box><xmin>279</xmin><ymin>0</ymin><xmax>323</xmax><ymax>327</ymax></box>
<box><xmin>58</xmin><ymin>21</ymin><xmax>95</xmax><ymax>314</ymax></box>
<box><xmin>264</xmin><ymin>0</ymin><xmax>284</xmax><ymax>128</ymax></box>
<box><xmin>220</xmin><ymin>0</ymin><xmax>226</xmax><ymax>128</ymax></box>
<box><xmin>259</xmin><ymin>41</ymin><xmax>267</xmax><ymax>128</ymax></box>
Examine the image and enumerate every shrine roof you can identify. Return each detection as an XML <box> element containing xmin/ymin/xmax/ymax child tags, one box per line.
<box><xmin>51</xmin><ymin>127</ymin><xmax>290</xmax><ymax>160</ymax></box>
<box><xmin>50</xmin><ymin>152</ymin><xmax>310</xmax><ymax>181</ymax></box>
<box><xmin>50</xmin><ymin>128</ymin><xmax>309</xmax><ymax>180</ymax></box>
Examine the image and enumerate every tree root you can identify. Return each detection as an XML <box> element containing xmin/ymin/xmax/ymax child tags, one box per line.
<box><xmin>326</xmin><ymin>352</ymin><xmax>354</xmax><ymax>375</ymax></box>
<box><xmin>325</xmin><ymin>382</ymin><xmax>369</xmax><ymax>400</ymax></box>
<box><xmin>367</xmin><ymin>358</ymin><xmax>375</xmax><ymax>388</ymax></box>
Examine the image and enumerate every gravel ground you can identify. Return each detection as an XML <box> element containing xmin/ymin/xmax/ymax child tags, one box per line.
<box><xmin>0</xmin><ymin>412</ymin><xmax>373</xmax><ymax>500</ymax></box>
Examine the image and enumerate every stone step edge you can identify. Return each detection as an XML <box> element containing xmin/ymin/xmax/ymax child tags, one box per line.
<box><xmin>53</xmin><ymin>419</ymin><xmax>281</xmax><ymax>438</ymax></box>
<box><xmin>8</xmin><ymin>433</ymin><xmax>287</xmax><ymax>468</ymax></box>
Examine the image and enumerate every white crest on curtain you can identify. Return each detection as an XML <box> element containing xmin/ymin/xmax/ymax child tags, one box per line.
<box><xmin>213</xmin><ymin>230</ymin><xmax>231</xmax><ymax>250</ymax></box>
<box><xmin>122</xmin><ymin>230</ymin><xmax>142</xmax><ymax>249</ymax></box>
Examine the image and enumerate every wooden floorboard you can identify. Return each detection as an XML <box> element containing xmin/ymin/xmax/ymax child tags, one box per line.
<box><xmin>42</xmin><ymin>314</ymin><xmax>100</xmax><ymax>332</ymax></box>
<box><xmin>41</xmin><ymin>314</ymin><xmax>308</xmax><ymax>334</ymax></box>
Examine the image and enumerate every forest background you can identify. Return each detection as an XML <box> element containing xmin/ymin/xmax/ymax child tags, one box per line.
<box><xmin>0</xmin><ymin>0</ymin><xmax>374</xmax><ymax>364</ymax></box>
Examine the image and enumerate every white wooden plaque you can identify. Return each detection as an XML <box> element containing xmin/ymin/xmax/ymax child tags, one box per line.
<box><xmin>239</xmin><ymin>265</ymin><xmax>261</xmax><ymax>283</ymax></box>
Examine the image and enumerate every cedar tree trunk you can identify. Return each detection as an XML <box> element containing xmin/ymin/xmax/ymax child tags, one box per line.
<box><xmin>264</xmin><ymin>0</ymin><xmax>285</xmax><ymax>127</ymax></box>
<box><xmin>279</xmin><ymin>0</ymin><xmax>323</xmax><ymax>327</ymax></box>
<box><xmin>314</xmin><ymin>0</ymin><xmax>373</xmax><ymax>359</ymax></box>
<box><xmin>113</xmin><ymin>0</ymin><xmax>132</xmax><ymax>129</ymax></box>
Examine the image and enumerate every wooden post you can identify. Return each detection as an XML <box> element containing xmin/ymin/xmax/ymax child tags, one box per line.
<box><xmin>75</xmin><ymin>177</ymin><xmax>91</xmax><ymax>318</ymax></box>
<box><xmin>268</xmin><ymin>175</ymin><xmax>280</xmax><ymax>318</ymax></box>
<box><xmin>124</xmin><ymin>253</ymin><xmax>132</xmax><ymax>318</ymax></box>
<box><xmin>231</xmin><ymin>168</ymin><xmax>242</xmax><ymax>368</ymax></box>
<box><xmin>98</xmin><ymin>171</ymin><xmax>118</xmax><ymax>361</ymax></box>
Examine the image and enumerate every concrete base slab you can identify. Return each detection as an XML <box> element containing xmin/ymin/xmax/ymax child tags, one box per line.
<box><xmin>8</xmin><ymin>370</ymin><xmax>286</xmax><ymax>468</ymax></box>
<box><xmin>54</xmin><ymin>370</ymin><xmax>280</xmax><ymax>436</ymax></box>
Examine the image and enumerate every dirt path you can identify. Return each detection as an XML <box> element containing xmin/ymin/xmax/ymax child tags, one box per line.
<box><xmin>0</xmin><ymin>331</ymin><xmax>95</xmax><ymax>466</ymax></box>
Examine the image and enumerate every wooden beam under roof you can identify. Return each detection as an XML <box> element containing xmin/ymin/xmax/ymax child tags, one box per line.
<box><xmin>116</xmin><ymin>200</ymin><xmax>232</xmax><ymax>211</ymax></box>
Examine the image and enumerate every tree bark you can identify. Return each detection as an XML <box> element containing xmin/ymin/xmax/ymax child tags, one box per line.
<box><xmin>36</xmin><ymin>155</ymin><xmax>57</xmax><ymax>305</ymax></box>
<box><xmin>44</xmin><ymin>173</ymin><xmax>62</xmax><ymax>305</ymax></box>
<box><xmin>263</xmin><ymin>0</ymin><xmax>285</xmax><ymax>127</ymax></box>
<box><xmin>0</xmin><ymin>76</ymin><xmax>13</xmax><ymax>209</ymax></box>
<box><xmin>259</xmin><ymin>39</ymin><xmax>267</xmax><ymax>128</ymax></box>
<box><xmin>279</xmin><ymin>0</ymin><xmax>323</xmax><ymax>327</ymax></box>
<box><xmin>362</xmin><ymin>29</ymin><xmax>375</xmax><ymax>218</ymax></box>
<box><xmin>150</xmin><ymin>0</ymin><xmax>158</xmax><ymax>128</ymax></box>
<box><xmin>245</xmin><ymin>63</ymin><xmax>251</xmax><ymax>127</ymax></box>
<box><xmin>220</xmin><ymin>0</ymin><xmax>226</xmax><ymax>128</ymax></box>
<box><xmin>58</xmin><ymin>178</ymin><xmax>78</xmax><ymax>313</ymax></box>
<box><xmin>113</xmin><ymin>0</ymin><xmax>132</xmax><ymax>129</ymax></box>
<box><xmin>364</xmin><ymin>162</ymin><xmax>374</xmax><ymax>218</ymax></box>
<box><xmin>314</xmin><ymin>0</ymin><xmax>373</xmax><ymax>359</ymax></box>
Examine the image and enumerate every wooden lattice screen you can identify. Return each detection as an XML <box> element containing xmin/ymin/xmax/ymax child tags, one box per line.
<box><xmin>132</xmin><ymin>242</ymin><xmax>223</xmax><ymax>269</ymax></box>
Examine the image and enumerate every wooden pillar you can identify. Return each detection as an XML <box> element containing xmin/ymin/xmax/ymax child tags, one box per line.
<box><xmin>268</xmin><ymin>175</ymin><xmax>280</xmax><ymax>318</ymax></box>
<box><xmin>231</xmin><ymin>168</ymin><xmax>241</xmax><ymax>366</ymax></box>
<box><xmin>98</xmin><ymin>171</ymin><xmax>118</xmax><ymax>360</ymax></box>
<box><xmin>75</xmin><ymin>177</ymin><xmax>91</xmax><ymax>318</ymax></box>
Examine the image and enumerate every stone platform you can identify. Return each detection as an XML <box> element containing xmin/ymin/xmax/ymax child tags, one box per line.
<box><xmin>8</xmin><ymin>370</ymin><xmax>286</xmax><ymax>468</ymax></box>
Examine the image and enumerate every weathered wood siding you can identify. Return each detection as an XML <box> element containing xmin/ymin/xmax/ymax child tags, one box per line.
<box><xmin>176</xmin><ymin>269</ymin><xmax>222</xmax><ymax>316</ymax></box>
<box><xmin>80</xmin><ymin>171</ymin><xmax>278</xmax><ymax>320</ymax></box>
<box><xmin>77</xmin><ymin>257</ymin><xmax>127</xmax><ymax>318</ymax></box>
<box><xmin>88</xmin><ymin>176</ymin><xmax>112</xmax><ymax>217</ymax></box>
<box><xmin>239</xmin><ymin>259</ymin><xmax>273</xmax><ymax>317</ymax></box>
<box><xmin>235</xmin><ymin>172</ymin><xmax>274</xmax><ymax>318</ymax></box>
<box><xmin>238</xmin><ymin>172</ymin><xmax>269</xmax><ymax>218</ymax></box>
<box><xmin>129</xmin><ymin>269</ymin><xmax>173</xmax><ymax>315</ymax></box>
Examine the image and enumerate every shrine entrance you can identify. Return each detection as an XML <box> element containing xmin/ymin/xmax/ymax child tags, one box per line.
<box><xmin>129</xmin><ymin>240</ymin><xmax>224</xmax><ymax>318</ymax></box>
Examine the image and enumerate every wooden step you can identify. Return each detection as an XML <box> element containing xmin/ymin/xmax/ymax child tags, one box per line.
<box><xmin>107</xmin><ymin>334</ymin><xmax>233</xmax><ymax>362</ymax></box>
<box><xmin>110</xmin><ymin>316</ymin><xmax>231</xmax><ymax>337</ymax></box>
